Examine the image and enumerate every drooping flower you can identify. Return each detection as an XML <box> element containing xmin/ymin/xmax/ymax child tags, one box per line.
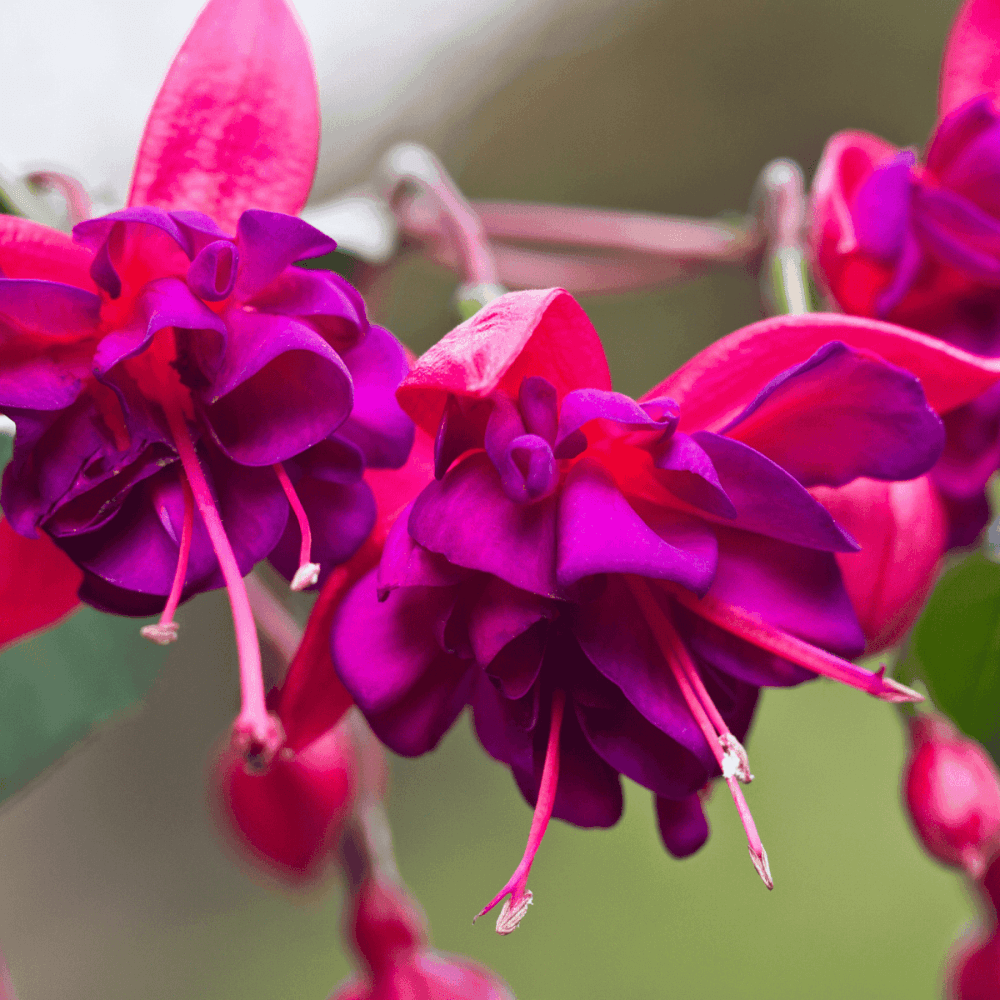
<box><xmin>0</xmin><ymin>0</ymin><xmax>413</xmax><ymax>760</ymax></box>
<box><xmin>949</xmin><ymin>853</ymin><xmax>1000</xmax><ymax>999</ymax></box>
<box><xmin>330</xmin><ymin>289</ymin><xmax>1000</xmax><ymax>929</ymax></box>
<box><xmin>811</xmin><ymin>0</ymin><xmax>1000</xmax><ymax>546</ymax></box>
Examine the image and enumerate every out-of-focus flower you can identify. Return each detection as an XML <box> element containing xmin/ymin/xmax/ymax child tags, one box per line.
<box><xmin>949</xmin><ymin>851</ymin><xmax>1000</xmax><ymax>999</ymax></box>
<box><xmin>810</xmin><ymin>475</ymin><xmax>947</xmax><ymax>652</ymax></box>
<box><xmin>903</xmin><ymin>714</ymin><xmax>1000</xmax><ymax>879</ymax></box>
<box><xmin>331</xmin><ymin>876</ymin><xmax>515</xmax><ymax>1000</ymax></box>
<box><xmin>811</xmin><ymin>0</ymin><xmax>1000</xmax><ymax>546</ymax></box>
<box><xmin>0</xmin><ymin>0</ymin><xmax>413</xmax><ymax>763</ymax></box>
<box><xmin>331</xmin><ymin>291</ymin><xmax>994</xmax><ymax>928</ymax></box>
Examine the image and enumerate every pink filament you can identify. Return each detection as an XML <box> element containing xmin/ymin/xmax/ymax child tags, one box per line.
<box><xmin>627</xmin><ymin>576</ymin><xmax>771</xmax><ymax>886</ymax></box>
<box><xmin>164</xmin><ymin>404</ymin><xmax>273</xmax><ymax>752</ymax></box>
<box><xmin>159</xmin><ymin>476</ymin><xmax>194</xmax><ymax>628</ymax></box>
<box><xmin>670</xmin><ymin>587</ymin><xmax>922</xmax><ymax>703</ymax></box>
<box><xmin>476</xmin><ymin>689</ymin><xmax>566</xmax><ymax>924</ymax></box>
<box><xmin>273</xmin><ymin>463</ymin><xmax>313</xmax><ymax>577</ymax></box>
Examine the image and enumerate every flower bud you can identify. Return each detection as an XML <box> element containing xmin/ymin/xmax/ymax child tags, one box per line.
<box><xmin>947</xmin><ymin>854</ymin><xmax>1000</xmax><ymax>999</ymax></box>
<box><xmin>903</xmin><ymin>716</ymin><xmax>1000</xmax><ymax>878</ymax></box>
<box><xmin>812</xmin><ymin>475</ymin><xmax>946</xmax><ymax>652</ymax></box>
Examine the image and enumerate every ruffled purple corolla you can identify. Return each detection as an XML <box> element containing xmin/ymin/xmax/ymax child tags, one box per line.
<box><xmin>1</xmin><ymin>207</ymin><xmax>411</xmax><ymax>617</ymax></box>
<box><xmin>331</xmin><ymin>289</ymin><xmax>945</xmax><ymax>930</ymax></box>
<box><xmin>0</xmin><ymin>0</ymin><xmax>413</xmax><ymax>762</ymax></box>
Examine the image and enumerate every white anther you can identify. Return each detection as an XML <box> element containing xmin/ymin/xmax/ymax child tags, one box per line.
<box><xmin>495</xmin><ymin>891</ymin><xmax>533</xmax><ymax>935</ymax></box>
<box><xmin>719</xmin><ymin>733</ymin><xmax>753</xmax><ymax>783</ymax></box>
<box><xmin>290</xmin><ymin>562</ymin><xmax>320</xmax><ymax>592</ymax></box>
<box><xmin>140</xmin><ymin>621</ymin><xmax>179</xmax><ymax>645</ymax></box>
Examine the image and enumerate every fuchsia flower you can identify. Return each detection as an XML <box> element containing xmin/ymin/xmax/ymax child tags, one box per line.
<box><xmin>950</xmin><ymin>853</ymin><xmax>1000</xmax><ymax>999</ymax></box>
<box><xmin>811</xmin><ymin>0</ymin><xmax>1000</xmax><ymax>547</ymax></box>
<box><xmin>0</xmin><ymin>0</ymin><xmax>413</xmax><ymax>759</ymax></box>
<box><xmin>330</xmin><ymin>290</ymin><xmax>1000</xmax><ymax>928</ymax></box>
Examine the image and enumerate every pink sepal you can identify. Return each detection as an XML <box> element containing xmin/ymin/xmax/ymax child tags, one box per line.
<box><xmin>0</xmin><ymin>519</ymin><xmax>82</xmax><ymax>651</ymax></box>
<box><xmin>940</xmin><ymin>0</ymin><xmax>1000</xmax><ymax>119</ymax></box>
<box><xmin>128</xmin><ymin>0</ymin><xmax>320</xmax><ymax>233</ymax></box>
<box><xmin>0</xmin><ymin>216</ymin><xmax>96</xmax><ymax>290</ymax></box>
<box><xmin>811</xmin><ymin>475</ymin><xmax>946</xmax><ymax>653</ymax></box>
<box><xmin>809</xmin><ymin>130</ymin><xmax>899</xmax><ymax>314</ymax></box>
<box><xmin>396</xmin><ymin>288</ymin><xmax>611</xmax><ymax>436</ymax></box>
<box><xmin>648</xmin><ymin>312</ymin><xmax>1000</xmax><ymax>431</ymax></box>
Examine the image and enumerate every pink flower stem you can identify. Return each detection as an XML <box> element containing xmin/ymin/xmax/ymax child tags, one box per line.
<box><xmin>0</xmin><ymin>943</ymin><xmax>19</xmax><ymax>1000</ymax></box>
<box><xmin>272</xmin><ymin>463</ymin><xmax>319</xmax><ymax>591</ymax></box>
<box><xmin>163</xmin><ymin>403</ymin><xmax>281</xmax><ymax>762</ymax></box>
<box><xmin>475</xmin><ymin>689</ymin><xmax>566</xmax><ymax>934</ymax></box>
<box><xmin>627</xmin><ymin>576</ymin><xmax>772</xmax><ymax>888</ymax></box>
<box><xmin>670</xmin><ymin>587</ymin><xmax>923</xmax><ymax>704</ymax></box>
<box><xmin>140</xmin><ymin>476</ymin><xmax>194</xmax><ymax>645</ymax></box>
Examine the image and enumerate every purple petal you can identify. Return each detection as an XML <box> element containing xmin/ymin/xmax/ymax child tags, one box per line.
<box><xmin>268</xmin><ymin>476</ymin><xmax>376</xmax><ymax>588</ymax></box>
<box><xmin>336</xmin><ymin>325</ymin><xmax>414</xmax><ymax>470</ymax></box>
<box><xmin>484</xmin><ymin>624</ymin><xmax>547</xmax><ymax>700</ymax></box>
<box><xmin>377</xmin><ymin>506</ymin><xmax>466</xmax><ymax>597</ymax></box>
<box><xmin>719</xmin><ymin>342</ymin><xmax>944</xmax><ymax>488</ymax></box>
<box><xmin>77</xmin><ymin>570</ymin><xmax>170</xmax><ymax>617</ymax></box>
<box><xmin>296</xmin><ymin>436</ymin><xmax>365</xmax><ymax>485</ymax></box>
<box><xmin>93</xmin><ymin>277</ymin><xmax>226</xmax><ymax>377</ymax></box>
<box><xmin>571</xmin><ymin>576</ymin><xmax>715</xmax><ymax>768</ymax></box>
<box><xmin>926</xmin><ymin>95</ymin><xmax>999</xmax><ymax>180</ymax></box>
<box><xmin>201</xmin><ymin>310</ymin><xmax>352</xmax><ymax>466</ymax></box>
<box><xmin>168</xmin><ymin>211</ymin><xmax>231</xmax><ymax>252</ymax></box>
<box><xmin>576</xmin><ymin>696</ymin><xmax>709</xmax><ymax>800</ymax></box>
<box><xmin>0</xmin><ymin>279</ymin><xmax>99</xmax><ymax>409</ymax></box>
<box><xmin>554</xmin><ymin>387</ymin><xmax>678</xmax><ymax>459</ymax></box>
<box><xmin>653</xmin><ymin>431</ymin><xmax>736</xmax><ymax>518</ymax></box>
<box><xmin>932</xmin><ymin>111</ymin><xmax>1000</xmax><ymax>217</ymax></box>
<box><xmin>249</xmin><ymin>267</ymin><xmax>367</xmax><ymax>354</ymax></box>
<box><xmin>915</xmin><ymin>185</ymin><xmax>1000</xmax><ymax>282</ymax></box>
<box><xmin>187</xmin><ymin>240</ymin><xmax>239</xmax><ymax>301</ymax></box>
<box><xmin>655</xmin><ymin>794</ymin><xmax>709</xmax><ymax>859</ymax></box>
<box><xmin>471</xmin><ymin>673</ymin><xmax>535</xmax><ymax>773</ymax></box>
<box><xmin>853</xmin><ymin>151</ymin><xmax>916</xmax><ymax>260</ymax></box>
<box><xmin>409</xmin><ymin>452</ymin><xmax>560</xmax><ymax>599</ymax></box>
<box><xmin>484</xmin><ymin>394</ymin><xmax>526</xmax><ymax>465</ymax></box>
<box><xmin>234</xmin><ymin>211</ymin><xmax>337</xmax><ymax>299</ymax></box>
<box><xmin>556</xmin><ymin>458</ymin><xmax>717</xmax><ymax>593</ymax></box>
<box><xmin>467</xmin><ymin>575</ymin><xmax>555</xmax><ymax>668</ymax></box>
<box><xmin>692</xmin><ymin>432</ymin><xmax>858</xmax><ymax>551</ymax></box>
<box><xmin>519</xmin><ymin>376</ymin><xmax>559</xmax><ymax>443</ymax></box>
<box><xmin>433</xmin><ymin>394</ymin><xmax>492</xmax><ymax>479</ymax></box>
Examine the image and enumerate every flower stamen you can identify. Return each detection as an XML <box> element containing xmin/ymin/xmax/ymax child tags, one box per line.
<box><xmin>475</xmin><ymin>688</ymin><xmax>566</xmax><ymax>934</ymax></box>
<box><xmin>273</xmin><ymin>463</ymin><xmax>320</xmax><ymax>591</ymax></box>
<box><xmin>669</xmin><ymin>588</ymin><xmax>923</xmax><ymax>704</ymax></box>
<box><xmin>627</xmin><ymin>576</ymin><xmax>772</xmax><ymax>888</ymax></box>
<box><xmin>164</xmin><ymin>402</ymin><xmax>282</xmax><ymax>766</ymax></box>
<box><xmin>140</xmin><ymin>476</ymin><xmax>194</xmax><ymax>645</ymax></box>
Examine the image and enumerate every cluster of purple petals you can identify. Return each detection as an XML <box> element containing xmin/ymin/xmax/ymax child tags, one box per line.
<box><xmin>850</xmin><ymin>96</ymin><xmax>1000</xmax><ymax>544</ymax></box>
<box><xmin>332</xmin><ymin>343</ymin><xmax>943</xmax><ymax>852</ymax></box>
<box><xmin>0</xmin><ymin>207</ymin><xmax>414</xmax><ymax>615</ymax></box>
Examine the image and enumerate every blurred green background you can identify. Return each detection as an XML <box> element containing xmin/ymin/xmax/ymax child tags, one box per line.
<box><xmin>0</xmin><ymin>0</ymin><xmax>979</xmax><ymax>997</ymax></box>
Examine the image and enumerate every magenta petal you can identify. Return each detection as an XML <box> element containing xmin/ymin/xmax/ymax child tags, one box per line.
<box><xmin>408</xmin><ymin>453</ymin><xmax>559</xmax><ymax>599</ymax></box>
<box><xmin>928</xmin><ymin>96</ymin><xmax>1000</xmax><ymax>187</ymax></box>
<box><xmin>235</xmin><ymin>211</ymin><xmax>336</xmax><ymax>300</ymax></box>
<box><xmin>554</xmin><ymin>387</ymin><xmax>678</xmax><ymax>459</ymax></box>
<box><xmin>337</xmin><ymin>325</ymin><xmax>414</xmax><ymax>470</ymax></box>
<box><xmin>720</xmin><ymin>342</ymin><xmax>944</xmax><ymax>488</ymax></box>
<box><xmin>916</xmin><ymin>186</ymin><xmax>1000</xmax><ymax>280</ymax></box>
<box><xmin>128</xmin><ymin>0</ymin><xmax>320</xmax><ymax>231</ymax></box>
<box><xmin>467</xmin><ymin>576</ymin><xmax>554</xmax><ymax>667</ymax></box>
<box><xmin>940</xmin><ymin>0</ymin><xmax>1000</xmax><ymax>118</ymax></box>
<box><xmin>853</xmin><ymin>152</ymin><xmax>916</xmax><ymax>259</ymax></box>
<box><xmin>655</xmin><ymin>794</ymin><xmax>710</xmax><ymax>859</ymax></box>
<box><xmin>485</xmin><ymin>624</ymin><xmax>546</xmax><ymax>700</ymax></box>
<box><xmin>653</xmin><ymin>431</ymin><xmax>736</xmax><ymax>518</ymax></box>
<box><xmin>202</xmin><ymin>310</ymin><xmax>352</xmax><ymax>465</ymax></box>
<box><xmin>93</xmin><ymin>277</ymin><xmax>226</xmax><ymax>376</ymax></box>
<box><xmin>519</xmin><ymin>375</ymin><xmax>559</xmax><ymax>443</ymax></box>
<box><xmin>692</xmin><ymin>432</ymin><xmax>858</xmax><ymax>551</ymax></box>
<box><xmin>187</xmin><ymin>240</ymin><xmax>239</xmax><ymax>300</ymax></box>
<box><xmin>377</xmin><ymin>508</ymin><xmax>465</xmax><ymax>597</ymax></box>
<box><xmin>434</xmin><ymin>394</ymin><xmax>492</xmax><ymax>479</ymax></box>
<box><xmin>556</xmin><ymin>459</ymin><xmax>717</xmax><ymax>593</ymax></box>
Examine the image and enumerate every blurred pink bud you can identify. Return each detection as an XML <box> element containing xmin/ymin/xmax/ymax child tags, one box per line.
<box><xmin>948</xmin><ymin>852</ymin><xmax>1000</xmax><ymax>999</ymax></box>
<box><xmin>904</xmin><ymin>715</ymin><xmax>1000</xmax><ymax>879</ymax></box>
<box><xmin>213</xmin><ymin>712</ymin><xmax>355</xmax><ymax>885</ymax></box>
<box><xmin>812</xmin><ymin>475</ymin><xmax>946</xmax><ymax>652</ymax></box>
<box><xmin>331</xmin><ymin>877</ymin><xmax>515</xmax><ymax>1000</ymax></box>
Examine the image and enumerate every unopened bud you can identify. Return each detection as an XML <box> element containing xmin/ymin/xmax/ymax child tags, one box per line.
<box><xmin>903</xmin><ymin>715</ymin><xmax>1000</xmax><ymax>878</ymax></box>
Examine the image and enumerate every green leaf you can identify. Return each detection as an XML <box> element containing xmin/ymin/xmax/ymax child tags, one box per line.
<box><xmin>905</xmin><ymin>550</ymin><xmax>1000</xmax><ymax>754</ymax></box>
<box><xmin>0</xmin><ymin>608</ymin><xmax>168</xmax><ymax>803</ymax></box>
